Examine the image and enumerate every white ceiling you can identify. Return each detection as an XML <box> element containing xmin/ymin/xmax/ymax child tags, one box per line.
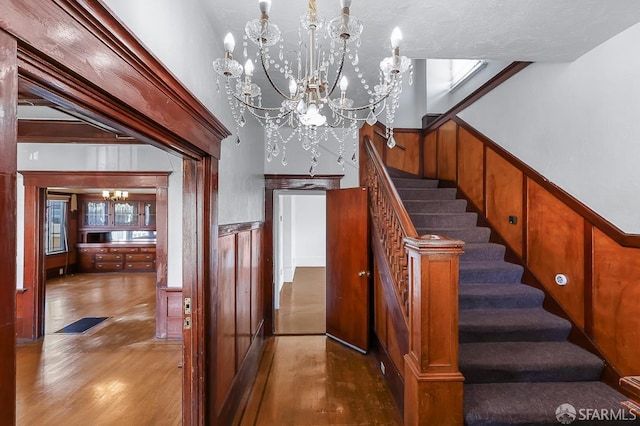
<box><xmin>204</xmin><ymin>0</ymin><xmax>640</xmax><ymax>116</ymax></box>
<box><xmin>208</xmin><ymin>0</ymin><xmax>640</xmax><ymax>62</ymax></box>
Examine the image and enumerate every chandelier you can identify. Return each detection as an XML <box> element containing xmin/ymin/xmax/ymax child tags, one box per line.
<box><xmin>213</xmin><ymin>0</ymin><xmax>412</xmax><ymax>174</ymax></box>
<box><xmin>102</xmin><ymin>190</ymin><xmax>129</xmax><ymax>201</ymax></box>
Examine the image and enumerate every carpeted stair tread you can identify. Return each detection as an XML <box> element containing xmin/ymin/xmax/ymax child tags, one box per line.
<box><xmin>396</xmin><ymin>187</ymin><xmax>458</xmax><ymax>200</ymax></box>
<box><xmin>460</xmin><ymin>261</ymin><xmax>524</xmax><ymax>283</ymax></box>
<box><xmin>460</xmin><ymin>341</ymin><xmax>604</xmax><ymax>384</ymax></box>
<box><xmin>391</xmin><ymin>173</ymin><xmax>623</xmax><ymax>425</ymax></box>
<box><xmin>392</xmin><ymin>177</ymin><xmax>439</xmax><ymax>188</ymax></box>
<box><xmin>460</xmin><ymin>308</ymin><xmax>571</xmax><ymax>342</ymax></box>
<box><xmin>464</xmin><ymin>381</ymin><xmax>633</xmax><ymax>426</ymax></box>
<box><xmin>402</xmin><ymin>199</ymin><xmax>468</xmax><ymax>213</ymax></box>
<box><xmin>416</xmin><ymin>227</ymin><xmax>491</xmax><ymax>243</ymax></box>
<box><xmin>409</xmin><ymin>212</ymin><xmax>478</xmax><ymax>228</ymax></box>
<box><xmin>461</xmin><ymin>243</ymin><xmax>506</xmax><ymax>261</ymax></box>
<box><xmin>460</xmin><ymin>283</ymin><xmax>544</xmax><ymax>310</ymax></box>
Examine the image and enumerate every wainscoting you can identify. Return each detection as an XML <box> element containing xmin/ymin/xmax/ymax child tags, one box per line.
<box><xmin>425</xmin><ymin>118</ymin><xmax>640</xmax><ymax>381</ymax></box>
<box><xmin>215</xmin><ymin>221</ymin><xmax>264</xmax><ymax>423</ymax></box>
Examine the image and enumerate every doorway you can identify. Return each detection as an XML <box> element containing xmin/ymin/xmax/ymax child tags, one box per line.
<box><xmin>273</xmin><ymin>191</ymin><xmax>326</xmax><ymax>335</ymax></box>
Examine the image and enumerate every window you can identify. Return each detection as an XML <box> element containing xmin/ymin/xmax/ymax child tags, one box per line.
<box><xmin>45</xmin><ymin>200</ymin><xmax>68</xmax><ymax>254</ymax></box>
<box><xmin>449</xmin><ymin>59</ymin><xmax>487</xmax><ymax>91</ymax></box>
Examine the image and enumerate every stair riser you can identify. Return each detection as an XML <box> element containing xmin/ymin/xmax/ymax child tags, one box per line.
<box><xmin>460</xmin><ymin>367</ymin><xmax>603</xmax><ymax>384</ymax></box>
<box><xmin>459</xmin><ymin>294</ymin><xmax>543</xmax><ymax>310</ymax></box>
<box><xmin>396</xmin><ymin>188</ymin><xmax>457</xmax><ymax>200</ymax></box>
<box><xmin>403</xmin><ymin>200</ymin><xmax>467</xmax><ymax>213</ymax></box>
<box><xmin>410</xmin><ymin>213</ymin><xmax>478</xmax><ymax>228</ymax></box>
<box><xmin>416</xmin><ymin>228</ymin><xmax>491</xmax><ymax>243</ymax></box>
<box><xmin>393</xmin><ymin>179</ymin><xmax>439</xmax><ymax>188</ymax></box>
<box><xmin>460</xmin><ymin>268</ymin><xmax>524</xmax><ymax>284</ymax></box>
<box><xmin>460</xmin><ymin>245</ymin><xmax>506</xmax><ymax>261</ymax></box>
<box><xmin>459</xmin><ymin>327</ymin><xmax>570</xmax><ymax>343</ymax></box>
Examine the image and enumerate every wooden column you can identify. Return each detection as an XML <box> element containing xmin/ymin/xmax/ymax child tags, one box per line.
<box><xmin>0</xmin><ymin>28</ymin><xmax>18</xmax><ymax>425</ymax></box>
<box><xmin>403</xmin><ymin>235</ymin><xmax>465</xmax><ymax>426</ymax></box>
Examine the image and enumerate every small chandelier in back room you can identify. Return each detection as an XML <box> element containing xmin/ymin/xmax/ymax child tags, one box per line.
<box><xmin>213</xmin><ymin>0</ymin><xmax>412</xmax><ymax>175</ymax></box>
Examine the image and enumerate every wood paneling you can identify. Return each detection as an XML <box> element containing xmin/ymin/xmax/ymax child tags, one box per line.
<box><xmin>527</xmin><ymin>180</ymin><xmax>585</xmax><ymax>327</ymax></box>
<box><xmin>437</xmin><ymin>121</ymin><xmax>457</xmax><ymax>181</ymax></box>
<box><xmin>236</xmin><ymin>231</ymin><xmax>252</xmax><ymax>367</ymax></box>
<box><xmin>386</xmin><ymin>131</ymin><xmax>421</xmax><ymax>175</ymax></box>
<box><xmin>457</xmin><ymin>127</ymin><xmax>484</xmax><ymax>211</ymax></box>
<box><xmin>592</xmin><ymin>229</ymin><xmax>640</xmax><ymax>376</ymax></box>
<box><xmin>217</xmin><ymin>233</ymin><xmax>237</xmax><ymax>412</ymax></box>
<box><xmin>157</xmin><ymin>287</ymin><xmax>183</xmax><ymax>339</ymax></box>
<box><xmin>423</xmin><ymin>131</ymin><xmax>438</xmax><ymax>179</ymax></box>
<box><xmin>486</xmin><ymin>148</ymin><xmax>524</xmax><ymax>257</ymax></box>
<box><xmin>214</xmin><ymin>222</ymin><xmax>265</xmax><ymax>423</ymax></box>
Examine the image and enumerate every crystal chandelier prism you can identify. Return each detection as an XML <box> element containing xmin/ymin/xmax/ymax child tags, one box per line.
<box><xmin>213</xmin><ymin>0</ymin><xmax>412</xmax><ymax>174</ymax></box>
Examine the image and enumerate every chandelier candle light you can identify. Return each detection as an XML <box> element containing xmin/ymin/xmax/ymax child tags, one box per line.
<box><xmin>213</xmin><ymin>0</ymin><xmax>412</xmax><ymax>175</ymax></box>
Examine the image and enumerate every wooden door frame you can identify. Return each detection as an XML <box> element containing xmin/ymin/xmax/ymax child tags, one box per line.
<box><xmin>18</xmin><ymin>171</ymin><xmax>169</xmax><ymax>341</ymax></box>
<box><xmin>1</xmin><ymin>1</ymin><xmax>229</xmax><ymax>424</ymax></box>
<box><xmin>263</xmin><ymin>175</ymin><xmax>343</xmax><ymax>336</ymax></box>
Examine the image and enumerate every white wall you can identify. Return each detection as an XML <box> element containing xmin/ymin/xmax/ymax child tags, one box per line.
<box><xmin>387</xmin><ymin>59</ymin><xmax>427</xmax><ymax>129</ymax></box>
<box><xmin>102</xmin><ymin>0</ymin><xmax>265</xmax><ymax>226</ymax></box>
<box><xmin>264</xmin><ymin>127</ymin><xmax>360</xmax><ymax>188</ymax></box>
<box><xmin>292</xmin><ymin>194</ymin><xmax>326</xmax><ymax>267</ymax></box>
<box><xmin>16</xmin><ymin>143</ymin><xmax>184</xmax><ymax>288</ymax></box>
<box><xmin>459</xmin><ymin>21</ymin><xmax>640</xmax><ymax>234</ymax></box>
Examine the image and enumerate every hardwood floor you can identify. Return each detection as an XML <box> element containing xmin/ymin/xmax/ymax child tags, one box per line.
<box><xmin>236</xmin><ymin>336</ymin><xmax>402</xmax><ymax>426</ymax></box>
<box><xmin>17</xmin><ymin>273</ymin><xmax>182</xmax><ymax>426</ymax></box>
<box><xmin>275</xmin><ymin>267</ymin><xmax>326</xmax><ymax>335</ymax></box>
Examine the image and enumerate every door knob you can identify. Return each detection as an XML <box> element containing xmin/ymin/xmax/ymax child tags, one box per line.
<box><xmin>358</xmin><ymin>270</ymin><xmax>370</xmax><ymax>277</ymax></box>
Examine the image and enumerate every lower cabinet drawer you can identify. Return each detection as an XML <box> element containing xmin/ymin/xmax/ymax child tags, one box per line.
<box><xmin>125</xmin><ymin>262</ymin><xmax>155</xmax><ymax>271</ymax></box>
<box><xmin>95</xmin><ymin>262</ymin><xmax>123</xmax><ymax>271</ymax></box>
<box><xmin>125</xmin><ymin>253</ymin><xmax>155</xmax><ymax>262</ymax></box>
<box><xmin>95</xmin><ymin>253</ymin><xmax>123</xmax><ymax>262</ymax></box>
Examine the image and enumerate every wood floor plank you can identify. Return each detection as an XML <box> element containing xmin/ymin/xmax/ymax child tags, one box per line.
<box><xmin>275</xmin><ymin>267</ymin><xmax>326</xmax><ymax>335</ymax></box>
<box><xmin>17</xmin><ymin>273</ymin><xmax>181</xmax><ymax>426</ymax></box>
<box><xmin>238</xmin><ymin>336</ymin><xmax>402</xmax><ymax>426</ymax></box>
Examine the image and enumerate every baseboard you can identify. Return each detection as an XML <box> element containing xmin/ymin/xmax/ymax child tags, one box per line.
<box><xmin>217</xmin><ymin>321</ymin><xmax>265</xmax><ymax>425</ymax></box>
<box><xmin>372</xmin><ymin>333</ymin><xmax>404</xmax><ymax>414</ymax></box>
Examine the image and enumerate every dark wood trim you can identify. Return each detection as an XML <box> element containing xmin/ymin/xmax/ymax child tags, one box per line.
<box><xmin>4</xmin><ymin>0</ymin><xmax>229</xmax><ymax>158</ymax></box>
<box><xmin>421</xmin><ymin>113</ymin><xmax>441</xmax><ymax>129</ymax></box>
<box><xmin>1</xmin><ymin>1</ymin><xmax>233</xmax><ymax>422</ymax></box>
<box><xmin>219</xmin><ymin>221</ymin><xmax>263</xmax><ymax>237</ymax></box>
<box><xmin>454</xmin><ymin>117</ymin><xmax>640</xmax><ymax>247</ymax></box>
<box><xmin>0</xmin><ymin>29</ymin><xmax>18</xmax><ymax>424</ymax></box>
<box><xmin>263</xmin><ymin>174</ymin><xmax>342</xmax><ymax>336</ymax></box>
<box><xmin>20</xmin><ymin>171</ymin><xmax>169</xmax><ymax>188</ymax></box>
<box><xmin>181</xmin><ymin>159</ymin><xmax>202</xmax><ymax>425</ymax></box>
<box><xmin>18</xmin><ymin>119</ymin><xmax>135</xmax><ymax>143</ymax></box>
<box><xmin>423</xmin><ymin>62</ymin><xmax>532</xmax><ymax>133</ymax></box>
<box><xmin>583</xmin><ymin>222</ymin><xmax>594</xmax><ymax>338</ymax></box>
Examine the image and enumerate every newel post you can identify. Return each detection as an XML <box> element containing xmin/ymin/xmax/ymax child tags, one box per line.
<box><xmin>403</xmin><ymin>235</ymin><xmax>465</xmax><ymax>426</ymax></box>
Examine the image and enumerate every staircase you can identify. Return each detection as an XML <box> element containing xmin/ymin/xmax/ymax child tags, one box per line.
<box><xmin>392</xmin><ymin>174</ymin><xmax>632</xmax><ymax>425</ymax></box>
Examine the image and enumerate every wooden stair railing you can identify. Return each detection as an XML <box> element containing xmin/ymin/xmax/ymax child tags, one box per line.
<box><xmin>364</xmin><ymin>136</ymin><xmax>465</xmax><ymax>425</ymax></box>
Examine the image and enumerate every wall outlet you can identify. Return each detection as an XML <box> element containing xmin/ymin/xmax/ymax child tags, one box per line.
<box><xmin>59</xmin><ymin>268</ymin><xmax>64</xmax><ymax>275</ymax></box>
<box><xmin>380</xmin><ymin>361</ymin><xmax>386</xmax><ymax>375</ymax></box>
<box><xmin>555</xmin><ymin>274</ymin><xmax>568</xmax><ymax>286</ymax></box>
